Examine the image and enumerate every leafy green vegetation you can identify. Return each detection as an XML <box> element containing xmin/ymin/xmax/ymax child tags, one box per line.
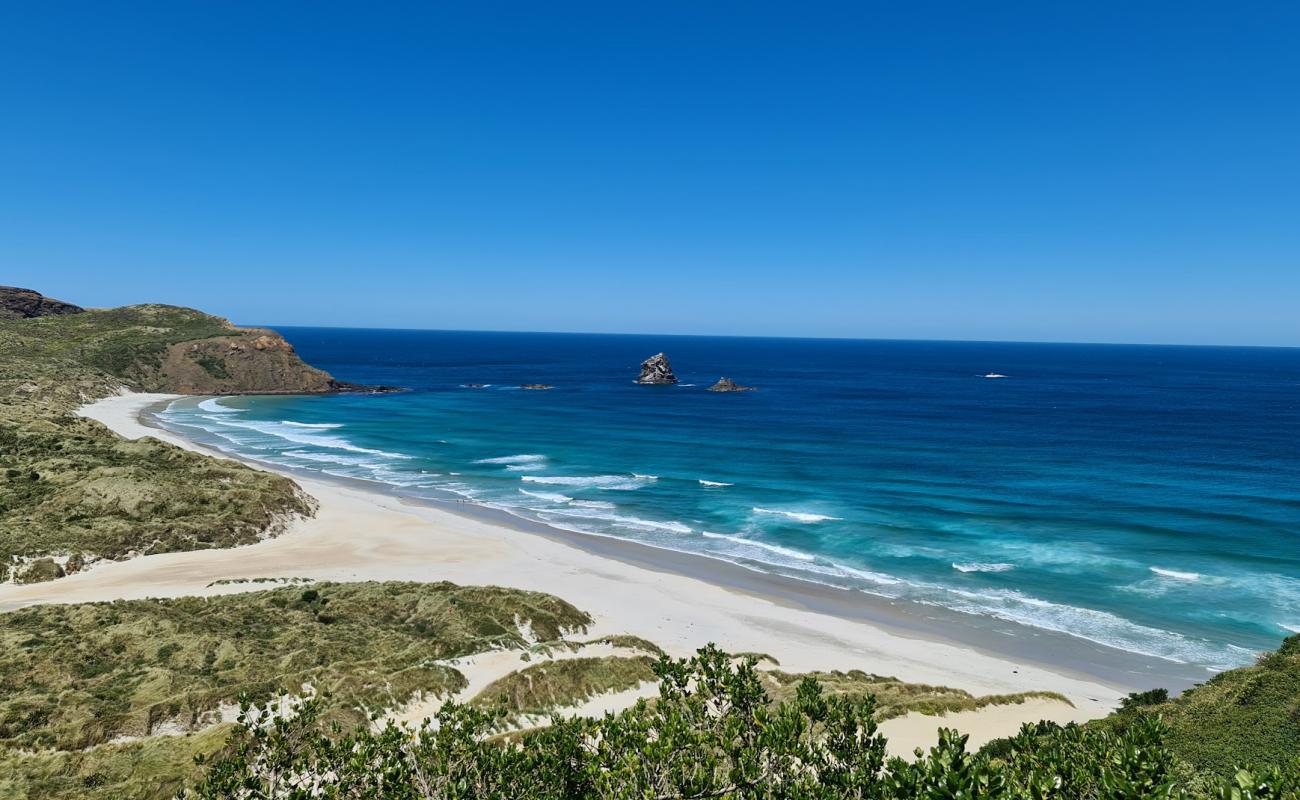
<box><xmin>1116</xmin><ymin>634</ymin><xmax>1300</xmax><ymax>777</ymax></box>
<box><xmin>185</xmin><ymin>646</ymin><xmax>1300</xmax><ymax>799</ymax></box>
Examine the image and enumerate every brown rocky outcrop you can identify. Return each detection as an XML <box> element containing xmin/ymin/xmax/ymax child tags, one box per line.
<box><xmin>636</xmin><ymin>353</ymin><xmax>678</xmax><ymax>385</ymax></box>
<box><xmin>0</xmin><ymin>286</ymin><xmax>84</xmax><ymax>319</ymax></box>
<box><xmin>156</xmin><ymin>330</ymin><xmax>341</xmax><ymax>395</ymax></box>
<box><xmin>707</xmin><ymin>377</ymin><xmax>756</xmax><ymax>392</ymax></box>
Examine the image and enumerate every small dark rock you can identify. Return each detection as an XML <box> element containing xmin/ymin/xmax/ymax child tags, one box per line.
<box><xmin>708</xmin><ymin>377</ymin><xmax>756</xmax><ymax>392</ymax></box>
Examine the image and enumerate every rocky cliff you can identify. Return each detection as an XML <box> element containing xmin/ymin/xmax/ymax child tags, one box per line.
<box><xmin>635</xmin><ymin>353</ymin><xmax>678</xmax><ymax>385</ymax></box>
<box><xmin>0</xmin><ymin>298</ymin><xmax>361</xmax><ymax>398</ymax></box>
<box><xmin>154</xmin><ymin>328</ymin><xmax>340</xmax><ymax>394</ymax></box>
<box><xmin>0</xmin><ymin>286</ymin><xmax>84</xmax><ymax>320</ymax></box>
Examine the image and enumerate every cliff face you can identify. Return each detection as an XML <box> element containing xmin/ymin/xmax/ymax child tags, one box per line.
<box><xmin>152</xmin><ymin>329</ymin><xmax>338</xmax><ymax>394</ymax></box>
<box><xmin>0</xmin><ymin>298</ymin><xmax>349</xmax><ymax>398</ymax></box>
<box><xmin>0</xmin><ymin>286</ymin><xmax>84</xmax><ymax>320</ymax></box>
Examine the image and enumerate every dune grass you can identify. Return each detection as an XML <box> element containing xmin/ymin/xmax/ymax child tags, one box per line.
<box><xmin>0</xmin><ymin>581</ymin><xmax>591</xmax><ymax>752</ymax></box>
<box><xmin>760</xmin><ymin>667</ymin><xmax>1071</xmax><ymax>721</ymax></box>
<box><xmin>472</xmin><ymin>655</ymin><xmax>659</xmax><ymax>718</ymax></box>
<box><xmin>0</xmin><ymin>304</ymin><xmax>331</xmax><ymax>581</ymax></box>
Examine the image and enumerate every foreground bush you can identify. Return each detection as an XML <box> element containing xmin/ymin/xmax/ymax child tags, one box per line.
<box><xmin>184</xmin><ymin>646</ymin><xmax>1300</xmax><ymax>799</ymax></box>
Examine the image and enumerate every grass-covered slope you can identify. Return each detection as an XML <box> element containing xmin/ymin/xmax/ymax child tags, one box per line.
<box><xmin>761</xmin><ymin>667</ymin><xmax>1070</xmax><ymax>722</ymax></box>
<box><xmin>1118</xmin><ymin>633</ymin><xmax>1300</xmax><ymax>777</ymax></box>
<box><xmin>0</xmin><ymin>413</ymin><xmax>314</xmax><ymax>581</ymax></box>
<box><xmin>0</xmin><ymin>298</ymin><xmax>346</xmax><ymax>581</ymax></box>
<box><xmin>0</xmin><ymin>581</ymin><xmax>592</xmax><ymax>752</ymax></box>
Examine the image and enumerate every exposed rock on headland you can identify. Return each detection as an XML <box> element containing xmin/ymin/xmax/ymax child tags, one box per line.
<box><xmin>707</xmin><ymin>377</ymin><xmax>756</xmax><ymax>392</ymax></box>
<box><xmin>0</xmin><ymin>286</ymin><xmax>84</xmax><ymax>319</ymax></box>
<box><xmin>636</xmin><ymin>353</ymin><xmax>678</xmax><ymax>385</ymax></box>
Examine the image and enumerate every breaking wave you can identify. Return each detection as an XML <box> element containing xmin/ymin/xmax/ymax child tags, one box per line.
<box><xmin>953</xmin><ymin>562</ymin><xmax>1016</xmax><ymax>573</ymax></box>
<box><xmin>701</xmin><ymin>531</ymin><xmax>815</xmax><ymax>562</ymax></box>
<box><xmin>522</xmin><ymin>474</ymin><xmax>655</xmax><ymax>491</ymax></box>
<box><xmin>752</xmin><ymin>507</ymin><xmax>840</xmax><ymax>523</ymax></box>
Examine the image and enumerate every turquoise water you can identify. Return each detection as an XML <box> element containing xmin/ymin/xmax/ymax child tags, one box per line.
<box><xmin>155</xmin><ymin>329</ymin><xmax>1300</xmax><ymax>673</ymax></box>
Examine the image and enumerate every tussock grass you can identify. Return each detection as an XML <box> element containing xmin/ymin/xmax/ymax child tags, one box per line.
<box><xmin>472</xmin><ymin>655</ymin><xmax>659</xmax><ymax>717</ymax></box>
<box><xmin>0</xmin><ymin>581</ymin><xmax>591</xmax><ymax>752</ymax></box>
<box><xmin>0</xmin><ymin>304</ymin><xmax>329</xmax><ymax>581</ymax></box>
<box><xmin>761</xmin><ymin>668</ymin><xmax>1071</xmax><ymax>721</ymax></box>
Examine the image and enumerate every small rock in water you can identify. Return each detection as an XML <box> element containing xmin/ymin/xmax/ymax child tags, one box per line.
<box><xmin>636</xmin><ymin>353</ymin><xmax>678</xmax><ymax>385</ymax></box>
<box><xmin>520</xmin><ymin>383</ymin><xmax>553</xmax><ymax>390</ymax></box>
<box><xmin>707</xmin><ymin>377</ymin><xmax>756</xmax><ymax>392</ymax></box>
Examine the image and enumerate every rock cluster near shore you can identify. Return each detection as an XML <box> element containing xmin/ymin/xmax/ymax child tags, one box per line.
<box><xmin>707</xmin><ymin>377</ymin><xmax>756</xmax><ymax>392</ymax></box>
<box><xmin>635</xmin><ymin>353</ymin><xmax>678</xmax><ymax>385</ymax></box>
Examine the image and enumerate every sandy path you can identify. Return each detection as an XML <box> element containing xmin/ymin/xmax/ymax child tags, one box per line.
<box><xmin>0</xmin><ymin>392</ymin><xmax>1117</xmax><ymax>752</ymax></box>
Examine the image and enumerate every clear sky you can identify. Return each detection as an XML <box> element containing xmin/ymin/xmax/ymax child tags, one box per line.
<box><xmin>2</xmin><ymin>2</ymin><xmax>1297</xmax><ymax>345</ymax></box>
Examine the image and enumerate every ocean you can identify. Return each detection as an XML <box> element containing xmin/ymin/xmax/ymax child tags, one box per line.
<box><xmin>155</xmin><ymin>328</ymin><xmax>1300</xmax><ymax>674</ymax></box>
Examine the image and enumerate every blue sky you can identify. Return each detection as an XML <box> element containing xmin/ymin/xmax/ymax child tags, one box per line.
<box><xmin>2</xmin><ymin>2</ymin><xmax>1297</xmax><ymax>345</ymax></box>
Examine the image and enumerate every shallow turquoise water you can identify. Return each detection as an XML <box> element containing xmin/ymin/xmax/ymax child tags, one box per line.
<box><xmin>156</xmin><ymin>329</ymin><xmax>1300</xmax><ymax>672</ymax></box>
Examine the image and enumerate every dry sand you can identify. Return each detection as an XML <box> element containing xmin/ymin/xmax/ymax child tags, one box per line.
<box><xmin>0</xmin><ymin>392</ymin><xmax>1125</xmax><ymax>754</ymax></box>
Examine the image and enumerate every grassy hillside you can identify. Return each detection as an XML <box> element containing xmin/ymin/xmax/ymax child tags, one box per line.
<box><xmin>0</xmin><ymin>581</ymin><xmax>592</xmax><ymax>752</ymax></box>
<box><xmin>1117</xmin><ymin>633</ymin><xmax>1300</xmax><ymax>777</ymax></box>
<box><xmin>0</xmin><ymin>300</ymin><xmax>344</xmax><ymax>582</ymax></box>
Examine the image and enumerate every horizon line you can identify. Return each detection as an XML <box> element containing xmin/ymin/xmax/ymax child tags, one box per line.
<box><xmin>251</xmin><ymin>321</ymin><xmax>1300</xmax><ymax>352</ymax></box>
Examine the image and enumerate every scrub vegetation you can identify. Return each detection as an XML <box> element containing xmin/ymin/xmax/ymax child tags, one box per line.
<box><xmin>0</xmin><ymin>304</ymin><xmax>329</xmax><ymax>582</ymax></box>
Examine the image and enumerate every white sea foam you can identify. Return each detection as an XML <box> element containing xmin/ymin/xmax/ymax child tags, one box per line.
<box><xmin>698</xmin><ymin>480</ymin><xmax>733</xmax><ymax>487</ymax></box>
<box><xmin>752</xmin><ymin>507</ymin><xmax>841</xmax><ymax>523</ymax></box>
<box><xmin>197</xmin><ymin>398</ymin><xmax>238</xmax><ymax>413</ymax></box>
<box><xmin>701</xmin><ymin>531</ymin><xmax>815</xmax><ymax>562</ymax></box>
<box><xmin>476</xmin><ymin>454</ymin><xmax>547</xmax><ymax>465</ymax></box>
<box><xmin>1280</xmin><ymin>623</ymin><xmax>1300</xmax><ymax>633</ymax></box>
<box><xmin>282</xmin><ymin>449</ymin><xmax>384</xmax><ymax>469</ymax></box>
<box><xmin>192</xmin><ymin>415</ymin><xmax>411</xmax><ymax>459</ymax></box>
<box><xmin>953</xmin><ymin>562</ymin><xmax>1016</xmax><ymax>573</ymax></box>
<box><xmin>936</xmin><ymin>585</ymin><xmax>1242</xmax><ymax>669</ymax></box>
<box><xmin>282</xmin><ymin>421</ymin><xmax>344</xmax><ymax>429</ymax></box>
<box><xmin>505</xmin><ymin>463</ymin><xmax>545</xmax><ymax>472</ymax></box>
<box><xmin>831</xmin><ymin>563</ymin><xmax>906</xmax><ymax>585</ymax></box>
<box><xmin>1150</xmin><ymin>566</ymin><xmax>1200</xmax><ymax>581</ymax></box>
<box><xmin>522</xmin><ymin>474</ymin><xmax>654</xmax><ymax>491</ymax></box>
<box><xmin>519</xmin><ymin>489</ymin><xmax>573</xmax><ymax>504</ymax></box>
<box><xmin>983</xmin><ymin>373</ymin><xmax>1007</xmax><ymax>379</ymax></box>
<box><xmin>542</xmin><ymin>507</ymin><xmax>691</xmax><ymax>534</ymax></box>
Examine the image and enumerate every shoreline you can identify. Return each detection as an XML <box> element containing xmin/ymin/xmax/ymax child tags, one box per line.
<box><xmin>0</xmin><ymin>391</ymin><xmax>1180</xmax><ymax>750</ymax></box>
<box><xmin>142</xmin><ymin>397</ymin><xmax>1208</xmax><ymax>695</ymax></box>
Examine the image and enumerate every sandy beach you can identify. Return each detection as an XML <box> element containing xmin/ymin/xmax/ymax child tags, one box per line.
<box><xmin>0</xmin><ymin>392</ymin><xmax>1131</xmax><ymax>755</ymax></box>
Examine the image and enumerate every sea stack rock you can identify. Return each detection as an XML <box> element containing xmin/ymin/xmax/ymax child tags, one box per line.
<box><xmin>636</xmin><ymin>353</ymin><xmax>678</xmax><ymax>385</ymax></box>
<box><xmin>707</xmin><ymin>377</ymin><xmax>756</xmax><ymax>392</ymax></box>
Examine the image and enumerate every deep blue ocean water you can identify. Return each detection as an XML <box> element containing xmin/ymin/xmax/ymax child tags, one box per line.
<box><xmin>157</xmin><ymin>329</ymin><xmax>1300</xmax><ymax>672</ymax></box>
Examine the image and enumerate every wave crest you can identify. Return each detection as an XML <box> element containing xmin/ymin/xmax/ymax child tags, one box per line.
<box><xmin>752</xmin><ymin>507</ymin><xmax>840</xmax><ymax>523</ymax></box>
